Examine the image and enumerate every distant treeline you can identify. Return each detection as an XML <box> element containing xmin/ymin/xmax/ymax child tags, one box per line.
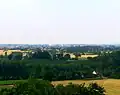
<box><xmin>65</xmin><ymin>46</ymin><xmax>120</xmax><ymax>53</ymax></box>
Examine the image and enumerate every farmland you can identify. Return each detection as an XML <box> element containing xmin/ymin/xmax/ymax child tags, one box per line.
<box><xmin>0</xmin><ymin>45</ymin><xmax>120</xmax><ymax>94</ymax></box>
<box><xmin>0</xmin><ymin>79</ymin><xmax>120</xmax><ymax>95</ymax></box>
<box><xmin>0</xmin><ymin>50</ymin><xmax>30</xmax><ymax>56</ymax></box>
<box><xmin>52</xmin><ymin>79</ymin><xmax>120</xmax><ymax>95</ymax></box>
<box><xmin>0</xmin><ymin>49</ymin><xmax>98</xmax><ymax>60</ymax></box>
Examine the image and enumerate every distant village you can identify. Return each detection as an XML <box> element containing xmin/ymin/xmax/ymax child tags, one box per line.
<box><xmin>0</xmin><ymin>44</ymin><xmax>117</xmax><ymax>60</ymax></box>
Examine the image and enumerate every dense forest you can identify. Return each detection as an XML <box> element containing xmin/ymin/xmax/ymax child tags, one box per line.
<box><xmin>0</xmin><ymin>50</ymin><xmax>120</xmax><ymax>81</ymax></box>
<box><xmin>0</xmin><ymin>48</ymin><xmax>119</xmax><ymax>95</ymax></box>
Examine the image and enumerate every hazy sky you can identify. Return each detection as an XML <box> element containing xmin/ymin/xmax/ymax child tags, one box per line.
<box><xmin>0</xmin><ymin>0</ymin><xmax>120</xmax><ymax>44</ymax></box>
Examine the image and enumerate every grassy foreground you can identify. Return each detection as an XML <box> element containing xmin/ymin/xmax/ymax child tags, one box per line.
<box><xmin>52</xmin><ymin>79</ymin><xmax>120</xmax><ymax>95</ymax></box>
<box><xmin>0</xmin><ymin>79</ymin><xmax>119</xmax><ymax>95</ymax></box>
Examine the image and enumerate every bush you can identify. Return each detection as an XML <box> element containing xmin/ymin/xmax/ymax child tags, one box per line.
<box><xmin>0</xmin><ymin>79</ymin><xmax>106</xmax><ymax>95</ymax></box>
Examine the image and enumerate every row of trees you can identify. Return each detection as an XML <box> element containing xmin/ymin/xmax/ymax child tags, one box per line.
<box><xmin>66</xmin><ymin>45</ymin><xmax>120</xmax><ymax>53</ymax></box>
<box><xmin>0</xmin><ymin>60</ymin><xmax>96</xmax><ymax>80</ymax></box>
<box><xmin>0</xmin><ymin>79</ymin><xmax>106</xmax><ymax>95</ymax></box>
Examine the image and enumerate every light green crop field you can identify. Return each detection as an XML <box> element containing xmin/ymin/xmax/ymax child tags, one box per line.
<box><xmin>0</xmin><ymin>80</ymin><xmax>26</xmax><ymax>85</ymax></box>
<box><xmin>0</xmin><ymin>80</ymin><xmax>26</xmax><ymax>88</ymax></box>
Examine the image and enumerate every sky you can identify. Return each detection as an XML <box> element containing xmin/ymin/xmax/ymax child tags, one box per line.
<box><xmin>0</xmin><ymin>0</ymin><xmax>120</xmax><ymax>44</ymax></box>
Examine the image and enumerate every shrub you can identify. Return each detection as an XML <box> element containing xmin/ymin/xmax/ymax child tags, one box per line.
<box><xmin>0</xmin><ymin>79</ymin><xmax>106</xmax><ymax>95</ymax></box>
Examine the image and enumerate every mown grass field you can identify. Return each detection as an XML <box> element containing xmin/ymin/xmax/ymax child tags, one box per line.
<box><xmin>0</xmin><ymin>79</ymin><xmax>119</xmax><ymax>95</ymax></box>
<box><xmin>0</xmin><ymin>80</ymin><xmax>26</xmax><ymax>88</ymax></box>
<box><xmin>0</xmin><ymin>80</ymin><xmax>26</xmax><ymax>85</ymax></box>
<box><xmin>52</xmin><ymin>79</ymin><xmax>120</xmax><ymax>95</ymax></box>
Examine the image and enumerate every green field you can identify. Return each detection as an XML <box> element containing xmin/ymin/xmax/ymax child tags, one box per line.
<box><xmin>0</xmin><ymin>80</ymin><xmax>26</xmax><ymax>88</ymax></box>
<box><xmin>0</xmin><ymin>80</ymin><xmax>26</xmax><ymax>85</ymax></box>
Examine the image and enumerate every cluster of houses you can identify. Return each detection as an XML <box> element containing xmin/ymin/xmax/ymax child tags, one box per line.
<box><xmin>0</xmin><ymin>49</ymin><xmax>98</xmax><ymax>60</ymax></box>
